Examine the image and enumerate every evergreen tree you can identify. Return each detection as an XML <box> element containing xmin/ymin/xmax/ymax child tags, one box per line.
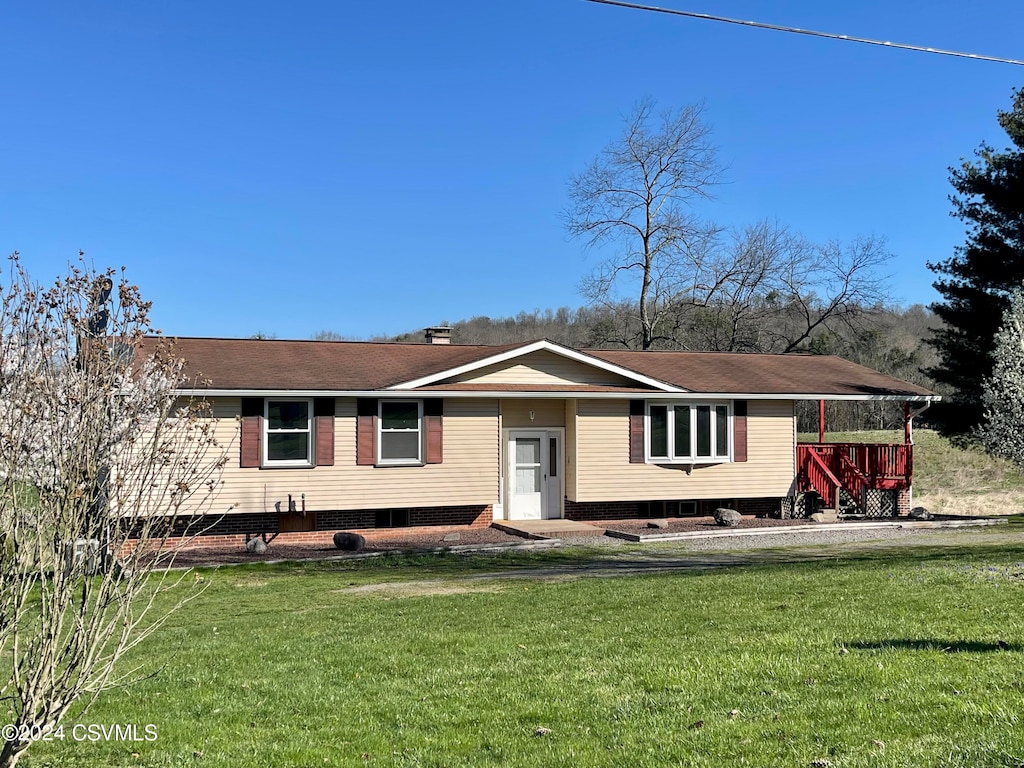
<box><xmin>979</xmin><ymin>289</ymin><xmax>1024</xmax><ymax>467</ymax></box>
<box><xmin>928</xmin><ymin>87</ymin><xmax>1024</xmax><ymax>433</ymax></box>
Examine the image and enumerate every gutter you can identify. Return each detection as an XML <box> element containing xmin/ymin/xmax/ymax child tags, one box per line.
<box><xmin>176</xmin><ymin>389</ymin><xmax>941</xmax><ymax>402</ymax></box>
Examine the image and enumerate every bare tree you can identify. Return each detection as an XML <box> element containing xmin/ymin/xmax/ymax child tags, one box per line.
<box><xmin>566</xmin><ymin>98</ymin><xmax>723</xmax><ymax>350</ymax></box>
<box><xmin>674</xmin><ymin>223</ymin><xmax>892</xmax><ymax>353</ymax></box>
<box><xmin>566</xmin><ymin>99</ymin><xmax>892</xmax><ymax>352</ymax></box>
<box><xmin>0</xmin><ymin>255</ymin><xmax>227</xmax><ymax>768</ymax></box>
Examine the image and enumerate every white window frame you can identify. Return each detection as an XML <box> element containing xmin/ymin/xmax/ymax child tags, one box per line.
<box><xmin>377</xmin><ymin>399</ymin><xmax>424</xmax><ymax>466</ymax></box>
<box><xmin>263</xmin><ymin>398</ymin><xmax>314</xmax><ymax>468</ymax></box>
<box><xmin>646</xmin><ymin>401</ymin><xmax>732</xmax><ymax>464</ymax></box>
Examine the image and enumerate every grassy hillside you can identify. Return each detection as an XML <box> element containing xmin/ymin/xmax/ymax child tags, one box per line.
<box><xmin>800</xmin><ymin>429</ymin><xmax>1024</xmax><ymax>516</ymax></box>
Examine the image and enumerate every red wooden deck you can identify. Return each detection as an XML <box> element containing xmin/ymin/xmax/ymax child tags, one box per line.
<box><xmin>797</xmin><ymin>443</ymin><xmax>913</xmax><ymax>510</ymax></box>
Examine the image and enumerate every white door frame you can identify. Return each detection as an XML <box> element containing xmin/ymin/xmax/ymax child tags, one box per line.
<box><xmin>504</xmin><ymin>429</ymin><xmax>564</xmax><ymax>521</ymax></box>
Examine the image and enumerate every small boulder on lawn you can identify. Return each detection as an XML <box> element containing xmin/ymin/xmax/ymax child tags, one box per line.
<box><xmin>713</xmin><ymin>508</ymin><xmax>742</xmax><ymax>527</ymax></box>
<box><xmin>245</xmin><ymin>537</ymin><xmax>268</xmax><ymax>554</ymax></box>
<box><xmin>333</xmin><ymin>532</ymin><xmax>366</xmax><ymax>551</ymax></box>
<box><xmin>647</xmin><ymin>519</ymin><xmax>670</xmax><ymax>529</ymax></box>
<box><xmin>909</xmin><ymin>506</ymin><xmax>932</xmax><ymax>520</ymax></box>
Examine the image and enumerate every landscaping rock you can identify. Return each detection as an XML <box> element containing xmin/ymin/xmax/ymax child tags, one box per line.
<box><xmin>909</xmin><ymin>506</ymin><xmax>932</xmax><ymax>520</ymax></box>
<box><xmin>333</xmin><ymin>532</ymin><xmax>366</xmax><ymax>551</ymax></box>
<box><xmin>647</xmin><ymin>519</ymin><xmax>670</xmax><ymax>529</ymax></box>
<box><xmin>808</xmin><ymin>512</ymin><xmax>826</xmax><ymax>523</ymax></box>
<box><xmin>245</xmin><ymin>537</ymin><xmax>267</xmax><ymax>554</ymax></box>
<box><xmin>442</xmin><ymin>532</ymin><xmax>461</xmax><ymax>542</ymax></box>
<box><xmin>713</xmin><ymin>508</ymin><xmax>742</xmax><ymax>527</ymax></box>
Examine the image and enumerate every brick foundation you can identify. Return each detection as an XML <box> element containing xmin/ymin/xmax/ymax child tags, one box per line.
<box><xmin>898</xmin><ymin>489</ymin><xmax>911</xmax><ymax>517</ymax></box>
<box><xmin>565</xmin><ymin>497</ymin><xmax>785</xmax><ymax>521</ymax></box>
<box><xmin>735</xmin><ymin>497</ymin><xmax>787</xmax><ymax>517</ymax></box>
<box><xmin>564</xmin><ymin>500</ymin><xmax>641</xmax><ymax>521</ymax></box>
<box><xmin>125</xmin><ymin>504</ymin><xmax>492</xmax><ymax>553</ymax></box>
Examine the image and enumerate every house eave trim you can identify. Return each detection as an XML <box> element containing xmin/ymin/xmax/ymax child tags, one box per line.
<box><xmin>177</xmin><ymin>388</ymin><xmax>941</xmax><ymax>402</ymax></box>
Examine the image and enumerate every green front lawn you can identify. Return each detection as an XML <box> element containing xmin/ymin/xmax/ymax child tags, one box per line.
<box><xmin>26</xmin><ymin>536</ymin><xmax>1024</xmax><ymax>768</ymax></box>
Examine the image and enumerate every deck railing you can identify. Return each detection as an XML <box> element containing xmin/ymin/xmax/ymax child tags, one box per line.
<box><xmin>797</xmin><ymin>442</ymin><xmax>913</xmax><ymax>515</ymax></box>
<box><xmin>801</xmin><ymin>447</ymin><xmax>842</xmax><ymax>509</ymax></box>
<box><xmin>836</xmin><ymin>451</ymin><xmax>869</xmax><ymax>502</ymax></box>
<box><xmin>798</xmin><ymin>443</ymin><xmax>913</xmax><ymax>489</ymax></box>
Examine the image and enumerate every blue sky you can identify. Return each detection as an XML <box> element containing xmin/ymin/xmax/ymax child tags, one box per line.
<box><xmin>2</xmin><ymin>1</ymin><xmax>1022</xmax><ymax>340</ymax></box>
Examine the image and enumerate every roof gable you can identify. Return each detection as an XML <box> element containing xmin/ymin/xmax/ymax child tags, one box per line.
<box><xmin>388</xmin><ymin>340</ymin><xmax>682</xmax><ymax>392</ymax></box>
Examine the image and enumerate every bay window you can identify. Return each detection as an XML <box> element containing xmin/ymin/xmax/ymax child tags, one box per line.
<box><xmin>648</xmin><ymin>402</ymin><xmax>731</xmax><ymax>463</ymax></box>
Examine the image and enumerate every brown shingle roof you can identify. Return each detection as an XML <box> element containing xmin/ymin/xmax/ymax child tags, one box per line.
<box><xmin>586</xmin><ymin>349</ymin><xmax>936</xmax><ymax>397</ymax></box>
<box><xmin>148</xmin><ymin>336</ymin><xmax>937</xmax><ymax>399</ymax></box>
<box><xmin>147</xmin><ymin>336</ymin><xmax>521</xmax><ymax>391</ymax></box>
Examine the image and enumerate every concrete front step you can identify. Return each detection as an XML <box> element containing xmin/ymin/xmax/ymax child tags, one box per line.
<box><xmin>492</xmin><ymin>519</ymin><xmax>605</xmax><ymax>539</ymax></box>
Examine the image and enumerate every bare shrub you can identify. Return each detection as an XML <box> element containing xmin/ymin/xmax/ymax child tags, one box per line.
<box><xmin>0</xmin><ymin>254</ymin><xmax>227</xmax><ymax>768</ymax></box>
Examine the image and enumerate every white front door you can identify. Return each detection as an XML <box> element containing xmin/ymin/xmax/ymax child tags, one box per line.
<box><xmin>508</xmin><ymin>431</ymin><xmax>562</xmax><ymax>520</ymax></box>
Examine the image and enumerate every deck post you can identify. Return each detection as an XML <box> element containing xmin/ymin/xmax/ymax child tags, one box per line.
<box><xmin>818</xmin><ymin>399</ymin><xmax>826</xmax><ymax>443</ymax></box>
<box><xmin>903</xmin><ymin>401</ymin><xmax>912</xmax><ymax>444</ymax></box>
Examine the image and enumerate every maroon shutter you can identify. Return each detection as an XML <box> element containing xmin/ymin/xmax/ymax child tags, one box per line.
<box><xmin>356</xmin><ymin>398</ymin><xmax>377</xmax><ymax>466</ymax></box>
<box><xmin>733</xmin><ymin>400</ymin><xmax>748</xmax><ymax>462</ymax></box>
<box><xmin>240</xmin><ymin>398</ymin><xmax>263</xmax><ymax>468</ymax></box>
<box><xmin>424</xmin><ymin>399</ymin><xmax>443</xmax><ymax>464</ymax></box>
<box><xmin>629</xmin><ymin>400</ymin><xmax>645</xmax><ymax>464</ymax></box>
<box><xmin>314</xmin><ymin>398</ymin><xmax>335</xmax><ymax>467</ymax></box>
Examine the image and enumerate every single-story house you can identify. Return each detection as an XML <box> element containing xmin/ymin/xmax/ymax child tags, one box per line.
<box><xmin>145</xmin><ymin>328</ymin><xmax>939</xmax><ymax>546</ymax></box>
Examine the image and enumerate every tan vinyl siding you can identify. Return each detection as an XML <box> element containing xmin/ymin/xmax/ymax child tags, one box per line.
<box><xmin>196</xmin><ymin>397</ymin><xmax>499</xmax><ymax>514</ymax></box>
<box><xmin>446</xmin><ymin>350</ymin><xmax>638</xmax><ymax>386</ymax></box>
<box><xmin>565</xmin><ymin>399</ymin><xmax>578</xmax><ymax>501</ymax></box>
<box><xmin>575</xmin><ymin>399</ymin><xmax>796</xmax><ymax>501</ymax></box>
<box><xmin>501</xmin><ymin>398</ymin><xmax>566</xmax><ymax>428</ymax></box>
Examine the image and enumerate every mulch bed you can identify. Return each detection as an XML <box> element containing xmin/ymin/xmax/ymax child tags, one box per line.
<box><xmin>166</xmin><ymin>526</ymin><xmax>528</xmax><ymax>569</ymax></box>
<box><xmin>597</xmin><ymin>516</ymin><xmax>817</xmax><ymax>536</ymax></box>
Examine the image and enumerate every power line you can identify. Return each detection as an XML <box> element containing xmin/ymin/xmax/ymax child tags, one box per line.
<box><xmin>584</xmin><ymin>0</ymin><xmax>1024</xmax><ymax>66</ymax></box>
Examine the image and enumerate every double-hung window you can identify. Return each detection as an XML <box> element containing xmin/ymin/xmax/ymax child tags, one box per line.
<box><xmin>648</xmin><ymin>402</ymin><xmax>731</xmax><ymax>463</ymax></box>
<box><xmin>264</xmin><ymin>399</ymin><xmax>313</xmax><ymax>467</ymax></box>
<box><xmin>378</xmin><ymin>400</ymin><xmax>423</xmax><ymax>465</ymax></box>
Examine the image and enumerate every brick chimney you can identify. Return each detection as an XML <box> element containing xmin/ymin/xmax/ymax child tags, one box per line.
<box><xmin>424</xmin><ymin>326</ymin><xmax>452</xmax><ymax>345</ymax></box>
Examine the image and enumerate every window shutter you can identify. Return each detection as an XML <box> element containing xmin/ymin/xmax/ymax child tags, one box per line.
<box><xmin>629</xmin><ymin>400</ymin><xmax>645</xmax><ymax>464</ymax></box>
<box><xmin>314</xmin><ymin>398</ymin><xmax>335</xmax><ymax>467</ymax></box>
<box><xmin>424</xmin><ymin>399</ymin><xmax>443</xmax><ymax>464</ymax></box>
<box><xmin>356</xmin><ymin>398</ymin><xmax>377</xmax><ymax>466</ymax></box>
<box><xmin>240</xmin><ymin>398</ymin><xmax>263</xmax><ymax>468</ymax></box>
<box><xmin>733</xmin><ymin>400</ymin><xmax>748</xmax><ymax>462</ymax></box>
